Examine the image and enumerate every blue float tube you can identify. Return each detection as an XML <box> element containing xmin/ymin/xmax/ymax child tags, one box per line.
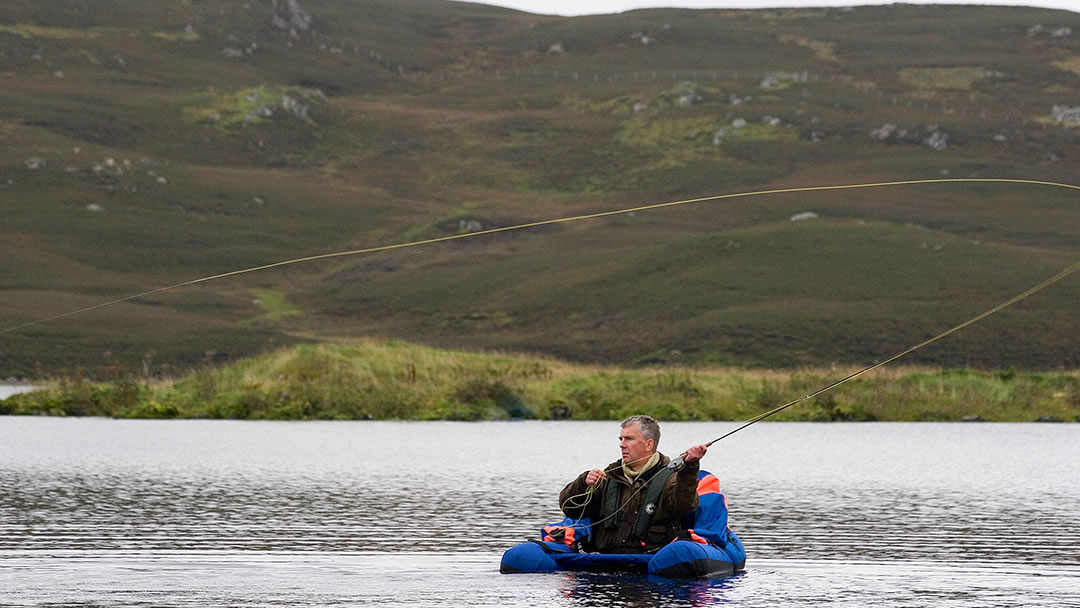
<box><xmin>501</xmin><ymin>470</ymin><xmax>746</xmax><ymax>578</ymax></box>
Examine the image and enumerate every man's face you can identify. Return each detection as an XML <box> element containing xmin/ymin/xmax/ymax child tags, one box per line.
<box><xmin>619</xmin><ymin>423</ymin><xmax>654</xmax><ymax>466</ymax></box>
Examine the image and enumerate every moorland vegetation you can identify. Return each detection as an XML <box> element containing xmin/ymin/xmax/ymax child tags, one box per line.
<box><xmin>1</xmin><ymin>1</ymin><xmax>1078</xmax><ymax>420</ymax></box>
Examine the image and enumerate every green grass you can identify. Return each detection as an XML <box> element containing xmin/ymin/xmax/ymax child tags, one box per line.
<box><xmin>1053</xmin><ymin>56</ymin><xmax>1080</xmax><ymax>76</ymax></box>
<box><xmin>3</xmin><ymin>339</ymin><xmax>1077</xmax><ymax>422</ymax></box>
<box><xmin>0</xmin><ymin>23</ymin><xmax>119</xmax><ymax>40</ymax></box>
<box><xmin>779</xmin><ymin>35</ymin><xmax>837</xmax><ymax>61</ymax></box>
<box><xmin>150</xmin><ymin>29</ymin><xmax>200</xmax><ymax>42</ymax></box>
<box><xmin>247</xmin><ymin>289</ymin><xmax>300</xmax><ymax>324</ymax></box>
<box><xmin>898</xmin><ymin>67</ymin><xmax>989</xmax><ymax>90</ymax></box>
<box><xmin>181</xmin><ymin>85</ymin><xmax>322</xmax><ymax>130</ymax></box>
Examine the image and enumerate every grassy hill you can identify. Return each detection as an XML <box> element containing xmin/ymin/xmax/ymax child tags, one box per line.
<box><xmin>1</xmin><ymin>0</ymin><xmax>1078</xmax><ymax>378</ymax></box>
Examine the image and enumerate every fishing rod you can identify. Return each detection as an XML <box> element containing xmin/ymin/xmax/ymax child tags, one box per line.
<box><xmin>662</xmin><ymin>256</ymin><xmax>1080</xmax><ymax>471</ymax></box>
<box><xmin>562</xmin><ymin>257</ymin><xmax>1080</xmax><ymax>529</ymax></box>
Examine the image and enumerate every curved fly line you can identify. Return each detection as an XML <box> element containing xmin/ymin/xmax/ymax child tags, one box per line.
<box><xmin>3</xmin><ymin>177</ymin><xmax>1077</xmax><ymax>335</ymax></box>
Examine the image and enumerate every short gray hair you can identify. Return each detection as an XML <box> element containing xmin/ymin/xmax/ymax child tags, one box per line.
<box><xmin>621</xmin><ymin>415</ymin><xmax>660</xmax><ymax>448</ymax></box>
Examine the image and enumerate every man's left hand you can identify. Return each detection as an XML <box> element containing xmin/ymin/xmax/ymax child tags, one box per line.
<box><xmin>683</xmin><ymin>444</ymin><xmax>708</xmax><ymax>463</ymax></box>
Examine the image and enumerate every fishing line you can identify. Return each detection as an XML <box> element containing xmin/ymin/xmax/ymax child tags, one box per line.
<box><xmin>560</xmin><ymin>452</ymin><xmax>657</xmax><ymax>511</ymax></box>
<box><xmin>559</xmin><ymin>454</ymin><xmax>659</xmax><ymax>529</ymax></box>
<box><xmin>2</xmin><ymin>178</ymin><xmax>1077</xmax><ymax>335</ymax></box>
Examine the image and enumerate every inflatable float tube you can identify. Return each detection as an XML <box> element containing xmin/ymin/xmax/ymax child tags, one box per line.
<box><xmin>500</xmin><ymin>470</ymin><xmax>746</xmax><ymax>578</ymax></box>
<box><xmin>500</xmin><ymin>534</ymin><xmax>745</xmax><ymax>578</ymax></box>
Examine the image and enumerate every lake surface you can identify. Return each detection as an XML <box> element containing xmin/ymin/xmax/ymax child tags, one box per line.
<box><xmin>1</xmin><ymin>418</ymin><xmax>1077</xmax><ymax>607</ymax></box>
<box><xmin>0</xmin><ymin>385</ymin><xmax>37</xmax><ymax>400</ymax></box>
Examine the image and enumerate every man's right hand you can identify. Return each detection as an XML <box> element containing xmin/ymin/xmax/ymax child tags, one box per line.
<box><xmin>585</xmin><ymin>468</ymin><xmax>607</xmax><ymax>485</ymax></box>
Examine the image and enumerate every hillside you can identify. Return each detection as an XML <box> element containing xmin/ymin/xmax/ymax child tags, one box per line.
<box><xmin>1</xmin><ymin>0</ymin><xmax>1078</xmax><ymax>377</ymax></box>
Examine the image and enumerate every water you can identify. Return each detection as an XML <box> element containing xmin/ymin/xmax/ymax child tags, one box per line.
<box><xmin>0</xmin><ymin>385</ymin><xmax>37</xmax><ymax>400</ymax></box>
<box><xmin>1</xmin><ymin>418</ymin><xmax>1077</xmax><ymax>607</ymax></box>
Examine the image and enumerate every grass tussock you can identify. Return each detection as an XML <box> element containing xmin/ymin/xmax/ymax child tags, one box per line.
<box><xmin>1051</xmin><ymin>56</ymin><xmax>1080</xmax><ymax>76</ymax></box>
<box><xmin>778</xmin><ymin>35</ymin><xmax>837</xmax><ymax>61</ymax></box>
<box><xmin>0</xmin><ymin>23</ymin><xmax>117</xmax><ymax>40</ymax></box>
<box><xmin>898</xmin><ymin>67</ymin><xmax>989</xmax><ymax>90</ymax></box>
<box><xmin>4</xmin><ymin>340</ymin><xmax>1077</xmax><ymax>423</ymax></box>
<box><xmin>181</xmin><ymin>85</ymin><xmax>322</xmax><ymax>130</ymax></box>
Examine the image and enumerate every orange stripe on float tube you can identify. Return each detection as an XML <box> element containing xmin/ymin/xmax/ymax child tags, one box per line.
<box><xmin>688</xmin><ymin>529</ymin><xmax>708</xmax><ymax>545</ymax></box>
<box><xmin>542</xmin><ymin>525</ymin><xmax>576</xmax><ymax>545</ymax></box>
<box><xmin>696</xmin><ymin>474</ymin><xmax>720</xmax><ymax>495</ymax></box>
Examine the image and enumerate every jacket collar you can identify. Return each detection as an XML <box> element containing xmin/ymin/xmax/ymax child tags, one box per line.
<box><xmin>607</xmin><ymin>452</ymin><xmax>670</xmax><ymax>484</ymax></box>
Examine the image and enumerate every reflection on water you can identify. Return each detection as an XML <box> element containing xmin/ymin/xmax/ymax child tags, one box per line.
<box><xmin>0</xmin><ymin>418</ymin><xmax>1078</xmax><ymax>607</ymax></box>
<box><xmin>552</xmin><ymin>571</ymin><xmax>742</xmax><ymax>606</ymax></box>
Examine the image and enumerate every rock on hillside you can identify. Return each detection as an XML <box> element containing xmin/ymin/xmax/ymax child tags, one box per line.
<box><xmin>270</xmin><ymin>0</ymin><xmax>313</xmax><ymax>33</ymax></box>
<box><xmin>285</xmin><ymin>0</ymin><xmax>314</xmax><ymax>30</ymax></box>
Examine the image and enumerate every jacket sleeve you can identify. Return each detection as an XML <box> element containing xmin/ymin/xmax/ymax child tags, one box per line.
<box><xmin>663</xmin><ymin>459</ymin><xmax>700</xmax><ymax>517</ymax></box>
<box><xmin>559</xmin><ymin>470</ymin><xmax>602</xmax><ymax>520</ymax></box>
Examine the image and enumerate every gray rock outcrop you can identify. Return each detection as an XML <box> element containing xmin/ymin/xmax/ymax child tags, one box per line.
<box><xmin>272</xmin><ymin>0</ymin><xmax>313</xmax><ymax>31</ymax></box>
<box><xmin>1051</xmin><ymin>105</ymin><xmax>1080</xmax><ymax>123</ymax></box>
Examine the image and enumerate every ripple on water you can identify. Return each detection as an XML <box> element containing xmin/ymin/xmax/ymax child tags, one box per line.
<box><xmin>0</xmin><ymin>419</ymin><xmax>1078</xmax><ymax>606</ymax></box>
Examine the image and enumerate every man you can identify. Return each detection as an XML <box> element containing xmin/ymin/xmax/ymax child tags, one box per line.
<box><xmin>559</xmin><ymin>415</ymin><xmax>707</xmax><ymax>553</ymax></box>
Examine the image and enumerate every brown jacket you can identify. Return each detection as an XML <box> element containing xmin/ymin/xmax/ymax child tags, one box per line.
<box><xmin>559</xmin><ymin>453</ymin><xmax>699</xmax><ymax>553</ymax></box>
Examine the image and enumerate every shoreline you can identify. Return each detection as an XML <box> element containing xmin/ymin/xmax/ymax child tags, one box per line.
<box><xmin>2</xmin><ymin>340</ymin><xmax>1076</xmax><ymax>423</ymax></box>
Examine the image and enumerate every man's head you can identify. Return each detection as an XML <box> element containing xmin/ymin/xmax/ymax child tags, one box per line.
<box><xmin>619</xmin><ymin>415</ymin><xmax>660</xmax><ymax>465</ymax></box>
